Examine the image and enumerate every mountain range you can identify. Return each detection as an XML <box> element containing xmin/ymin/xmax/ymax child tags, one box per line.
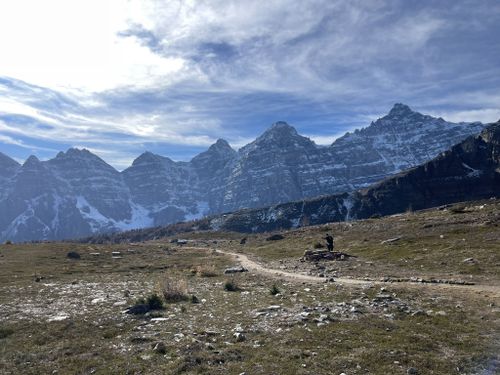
<box><xmin>0</xmin><ymin>103</ymin><xmax>486</xmax><ymax>242</ymax></box>
<box><xmin>211</xmin><ymin>120</ymin><xmax>500</xmax><ymax>233</ymax></box>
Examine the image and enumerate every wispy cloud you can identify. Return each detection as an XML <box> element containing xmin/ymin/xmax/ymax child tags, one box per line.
<box><xmin>0</xmin><ymin>0</ymin><xmax>499</xmax><ymax>168</ymax></box>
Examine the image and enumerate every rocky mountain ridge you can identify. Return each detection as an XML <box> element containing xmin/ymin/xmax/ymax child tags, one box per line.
<box><xmin>0</xmin><ymin>104</ymin><xmax>486</xmax><ymax>242</ymax></box>
<box><xmin>212</xmin><ymin>121</ymin><xmax>500</xmax><ymax>233</ymax></box>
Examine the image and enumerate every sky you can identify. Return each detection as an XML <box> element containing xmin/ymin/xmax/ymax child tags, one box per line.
<box><xmin>0</xmin><ymin>0</ymin><xmax>499</xmax><ymax>170</ymax></box>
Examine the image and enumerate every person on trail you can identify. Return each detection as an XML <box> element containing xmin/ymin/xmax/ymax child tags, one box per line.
<box><xmin>325</xmin><ymin>234</ymin><xmax>334</xmax><ymax>252</ymax></box>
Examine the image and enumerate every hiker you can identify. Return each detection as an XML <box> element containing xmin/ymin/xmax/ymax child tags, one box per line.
<box><xmin>324</xmin><ymin>233</ymin><xmax>334</xmax><ymax>252</ymax></box>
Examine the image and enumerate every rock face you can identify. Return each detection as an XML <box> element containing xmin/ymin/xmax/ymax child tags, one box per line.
<box><xmin>212</xmin><ymin>121</ymin><xmax>500</xmax><ymax>232</ymax></box>
<box><xmin>0</xmin><ymin>104</ymin><xmax>487</xmax><ymax>242</ymax></box>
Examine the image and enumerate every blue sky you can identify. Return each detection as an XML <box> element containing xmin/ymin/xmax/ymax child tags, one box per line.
<box><xmin>0</xmin><ymin>0</ymin><xmax>499</xmax><ymax>169</ymax></box>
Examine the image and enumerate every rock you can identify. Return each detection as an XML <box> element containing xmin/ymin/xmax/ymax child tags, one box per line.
<box><xmin>224</xmin><ymin>266</ymin><xmax>248</xmax><ymax>274</ymax></box>
<box><xmin>407</xmin><ymin>367</ymin><xmax>419</xmax><ymax>375</ymax></box>
<box><xmin>381</xmin><ymin>237</ymin><xmax>401</xmax><ymax>244</ymax></box>
<box><xmin>374</xmin><ymin>294</ymin><xmax>393</xmax><ymax>301</ymax></box>
<box><xmin>153</xmin><ymin>342</ymin><xmax>167</xmax><ymax>354</ymax></box>
<box><xmin>67</xmin><ymin>251</ymin><xmax>81</xmax><ymax>260</ymax></box>
<box><xmin>463</xmin><ymin>257</ymin><xmax>476</xmax><ymax>264</ymax></box>
<box><xmin>234</xmin><ymin>332</ymin><xmax>246</xmax><ymax>342</ymax></box>
<box><xmin>125</xmin><ymin>304</ymin><xmax>150</xmax><ymax>315</ymax></box>
<box><xmin>264</xmin><ymin>305</ymin><xmax>281</xmax><ymax>311</ymax></box>
<box><xmin>240</xmin><ymin>238</ymin><xmax>247</xmax><ymax>245</ymax></box>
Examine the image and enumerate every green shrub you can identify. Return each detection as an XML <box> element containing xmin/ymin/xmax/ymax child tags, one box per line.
<box><xmin>0</xmin><ymin>327</ymin><xmax>14</xmax><ymax>339</ymax></box>
<box><xmin>224</xmin><ymin>279</ymin><xmax>239</xmax><ymax>292</ymax></box>
<box><xmin>270</xmin><ymin>284</ymin><xmax>281</xmax><ymax>295</ymax></box>
<box><xmin>146</xmin><ymin>293</ymin><xmax>164</xmax><ymax>310</ymax></box>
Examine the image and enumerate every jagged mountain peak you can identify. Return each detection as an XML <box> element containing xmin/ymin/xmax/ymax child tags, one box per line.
<box><xmin>50</xmin><ymin>147</ymin><xmax>119</xmax><ymax>174</ymax></box>
<box><xmin>387</xmin><ymin>103</ymin><xmax>414</xmax><ymax>117</ymax></box>
<box><xmin>56</xmin><ymin>147</ymin><xmax>98</xmax><ymax>160</ymax></box>
<box><xmin>23</xmin><ymin>155</ymin><xmax>41</xmax><ymax>166</ymax></box>
<box><xmin>0</xmin><ymin>152</ymin><xmax>20</xmax><ymax>168</ymax></box>
<box><xmin>132</xmin><ymin>151</ymin><xmax>173</xmax><ymax>166</ymax></box>
<box><xmin>240</xmin><ymin>121</ymin><xmax>315</xmax><ymax>154</ymax></box>
<box><xmin>192</xmin><ymin>139</ymin><xmax>236</xmax><ymax>163</ymax></box>
<box><xmin>209</xmin><ymin>138</ymin><xmax>235</xmax><ymax>153</ymax></box>
<box><xmin>264</xmin><ymin>121</ymin><xmax>298</xmax><ymax>136</ymax></box>
<box><xmin>364</xmin><ymin>103</ymin><xmax>444</xmax><ymax>134</ymax></box>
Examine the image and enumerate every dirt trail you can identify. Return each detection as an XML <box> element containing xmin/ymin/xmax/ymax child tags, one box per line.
<box><xmin>188</xmin><ymin>247</ymin><xmax>500</xmax><ymax>298</ymax></box>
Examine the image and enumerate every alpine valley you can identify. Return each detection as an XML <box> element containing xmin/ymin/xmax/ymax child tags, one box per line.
<box><xmin>0</xmin><ymin>104</ymin><xmax>486</xmax><ymax>242</ymax></box>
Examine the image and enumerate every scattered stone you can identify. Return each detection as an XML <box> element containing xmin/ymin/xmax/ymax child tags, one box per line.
<box><xmin>240</xmin><ymin>238</ymin><xmax>247</xmax><ymax>245</ymax></box>
<box><xmin>463</xmin><ymin>258</ymin><xmax>477</xmax><ymax>264</ymax></box>
<box><xmin>153</xmin><ymin>342</ymin><xmax>167</xmax><ymax>354</ymax></box>
<box><xmin>263</xmin><ymin>305</ymin><xmax>281</xmax><ymax>311</ymax></box>
<box><xmin>234</xmin><ymin>332</ymin><xmax>246</xmax><ymax>342</ymax></box>
<box><xmin>67</xmin><ymin>251</ymin><xmax>81</xmax><ymax>260</ymax></box>
<box><xmin>224</xmin><ymin>266</ymin><xmax>248</xmax><ymax>274</ymax></box>
<box><xmin>48</xmin><ymin>315</ymin><xmax>69</xmax><ymax>322</ymax></box>
<box><xmin>380</xmin><ymin>237</ymin><xmax>401</xmax><ymax>244</ymax></box>
<box><xmin>374</xmin><ymin>294</ymin><xmax>393</xmax><ymax>301</ymax></box>
<box><xmin>302</xmin><ymin>249</ymin><xmax>356</xmax><ymax>262</ymax></box>
<box><xmin>407</xmin><ymin>367</ymin><xmax>419</xmax><ymax>375</ymax></box>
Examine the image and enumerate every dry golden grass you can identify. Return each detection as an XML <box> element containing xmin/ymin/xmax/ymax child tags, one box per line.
<box><xmin>158</xmin><ymin>274</ymin><xmax>189</xmax><ymax>303</ymax></box>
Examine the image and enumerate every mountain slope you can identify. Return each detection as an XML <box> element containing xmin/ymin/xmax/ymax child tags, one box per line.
<box><xmin>220</xmin><ymin>105</ymin><xmax>484</xmax><ymax>212</ymax></box>
<box><xmin>213</xmin><ymin>121</ymin><xmax>500</xmax><ymax>232</ymax></box>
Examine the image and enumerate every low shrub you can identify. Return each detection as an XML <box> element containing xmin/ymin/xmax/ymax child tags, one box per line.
<box><xmin>0</xmin><ymin>327</ymin><xmax>14</xmax><ymax>339</ymax></box>
<box><xmin>67</xmin><ymin>251</ymin><xmax>81</xmax><ymax>260</ymax></box>
<box><xmin>159</xmin><ymin>276</ymin><xmax>188</xmax><ymax>303</ymax></box>
<box><xmin>270</xmin><ymin>284</ymin><xmax>281</xmax><ymax>295</ymax></box>
<box><xmin>266</xmin><ymin>234</ymin><xmax>284</xmax><ymax>241</ymax></box>
<box><xmin>194</xmin><ymin>265</ymin><xmax>218</xmax><ymax>277</ymax></box>
<box><xmin>224</xmin><ymin>279</ymin><xmax>239</xmax><ymax>292</ymax></box>
<box><xmin>146</xmin><ymin>293</ymin><xmax>164</xmax><ymax>310</ymax></box>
